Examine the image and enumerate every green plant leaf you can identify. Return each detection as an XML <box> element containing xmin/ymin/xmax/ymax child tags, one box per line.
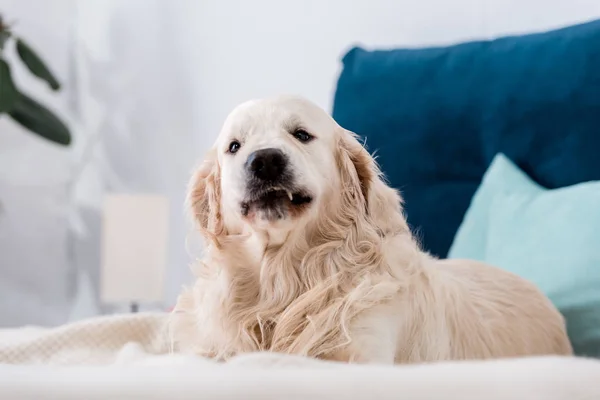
<box><xmin>8</xmin><ymin>92</ymin><xmax>71</xmax><ymax>145</ymax></box>
<box><xmin>0</xmin><ymin>58</ymin><xmax>18</xmax><ymax>112</ymax></box>
<box><xmin>15</xmin><ymin>37</ymin><xmax>61</xmax><ymax>90</ymax></box>
<box><xmin>0</xmin><ymin>31</ymin><xmax>10</xmax><ymax>50</ymax></box>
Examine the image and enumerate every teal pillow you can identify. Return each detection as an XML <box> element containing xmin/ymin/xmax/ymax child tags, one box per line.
<box><xmin>448</xmin><ymin>154</ymin><xmax>600</xmax><ymax>357</ymax></box>
<box><xmin>332</xmin><ymin>19</ymin><xmax>600</xmax><ymax>258</ymax></box>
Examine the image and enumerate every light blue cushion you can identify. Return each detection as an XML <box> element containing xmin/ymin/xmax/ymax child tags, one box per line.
<box><xmin>448</xmin><ymin>154</ymin><xmax>600</xmax><ymax>357</ymax></box>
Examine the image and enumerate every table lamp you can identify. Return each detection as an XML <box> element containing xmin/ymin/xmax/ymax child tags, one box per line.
<box><xmin>100</xmin><ymin>194</ymin><xmax>169</xmax><ymax>312</ymax></box>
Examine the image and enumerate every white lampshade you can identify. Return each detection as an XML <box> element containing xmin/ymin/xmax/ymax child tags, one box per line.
<box><xmin>100</xmin><ymin>194</ymin><xmax>169</xmax><ymax>305</ymax></box>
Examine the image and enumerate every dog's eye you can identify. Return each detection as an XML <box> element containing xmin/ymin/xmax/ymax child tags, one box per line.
<box><xmin>293</xmin><ymin>129</ymin><xmax>314</xmax><ymax>143</ymax></box>
<box><xmin>228</xmin><ymin>140</ymin><xmax>241</xmax><ymax>154</ymax></box>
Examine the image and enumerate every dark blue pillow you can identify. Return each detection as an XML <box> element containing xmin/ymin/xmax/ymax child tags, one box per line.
<box><xmin>332</xmin><ymin>19</ymin><xmax>600</xmax><ymax>257</ymax></box>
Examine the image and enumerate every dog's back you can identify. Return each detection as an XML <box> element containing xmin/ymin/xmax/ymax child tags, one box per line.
<box><xmin>403</xmin><ymin>258</ymin><xmax>573</xmax><ymax>362</ymax></box>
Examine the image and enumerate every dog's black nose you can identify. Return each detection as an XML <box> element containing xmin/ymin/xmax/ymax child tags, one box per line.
<box><xmin>246</xmin><ymin>148</ymin><xmax>287</xmax><ymax>181</ymax></box>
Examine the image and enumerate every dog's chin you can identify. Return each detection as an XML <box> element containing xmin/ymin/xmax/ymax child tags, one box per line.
<box><xmin>240</xmin><ymin>187</ymin><xmax>313</xmax><ymax>223</ymax></box>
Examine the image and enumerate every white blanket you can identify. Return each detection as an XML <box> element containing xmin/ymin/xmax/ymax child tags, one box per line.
<box><xmin>1</xmin><ymin>313</ymin><xmax>599</xmax><ymax>400</ymax></box>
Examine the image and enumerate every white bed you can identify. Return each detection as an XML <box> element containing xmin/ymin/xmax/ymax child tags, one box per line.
<box><xmin>0</xmin><ymin>313</ymin><xmax>599</xmax><ymax>400</ymax></box>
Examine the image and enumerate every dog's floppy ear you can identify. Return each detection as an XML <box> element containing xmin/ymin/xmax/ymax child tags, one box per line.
<box><xmin>337</xmin><ymin>128</ymin><xmax>408</xmax><ymax>235</ymax></box>
<box><xmin>338</xmin><ymin>129</ymin><xmax>375</xmax><ymax>206</ymax></box>
<box><xmin>187</xmin><ymin>148</ymin><xmax>224</xmax><ymax>243</ymax></box>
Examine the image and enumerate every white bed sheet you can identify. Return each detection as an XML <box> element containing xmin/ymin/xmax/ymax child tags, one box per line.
<box><xmin>0</xmin><ymin>313</ymin><xmax>599</xmax><ymax>400</ymax></box>
<box><xmin>1</xmin><ymin>355</ymin><xmax>600</xmax><ymax>400</ymax></box>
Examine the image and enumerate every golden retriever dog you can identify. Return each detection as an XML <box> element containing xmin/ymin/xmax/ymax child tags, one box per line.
<box><xmin>171</xmin><ymin>95</ymin><xmax>572</xmax><ymax>364</ymax></box>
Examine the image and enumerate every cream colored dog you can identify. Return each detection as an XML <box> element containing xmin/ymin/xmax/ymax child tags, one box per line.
<box><xmin>171</xmin><ymin>95</ymin><xmax>572</xmax><ymax>364</ymax></box>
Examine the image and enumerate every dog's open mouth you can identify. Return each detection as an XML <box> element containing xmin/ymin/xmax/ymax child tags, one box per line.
<box><xmin>241</xmin><ymin>187</ymin><xmax>312</xmax><ymax>220</ymax></box>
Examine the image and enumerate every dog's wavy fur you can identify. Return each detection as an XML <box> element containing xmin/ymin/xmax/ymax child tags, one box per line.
<box><xmin>171</xmin><ymin>96</ymin><xmax>572</xmax><ymax>363</ymax></box>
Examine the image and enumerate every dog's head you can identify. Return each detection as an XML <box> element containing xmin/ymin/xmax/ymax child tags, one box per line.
<box><xmin>183</xmin><ymin>96</ymin><xmax>413</xmax><ymax>358</ymax></box>
<box><xmin>188</xmin><ymin>95</ymin><xmax>405</xmax><ymax>246</ymax></box>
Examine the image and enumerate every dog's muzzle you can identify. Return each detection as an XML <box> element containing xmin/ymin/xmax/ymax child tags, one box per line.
<box><xmin>241</xmin><ymin>148</ymin><xmax>312</xmax><ymax>220</ymax></box>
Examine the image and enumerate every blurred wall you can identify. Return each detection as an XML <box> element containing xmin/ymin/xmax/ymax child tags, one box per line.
<box><xmin>178</xmin><ymin>0</ymin><xmax>600</xmax><ymax>136</ymax></box>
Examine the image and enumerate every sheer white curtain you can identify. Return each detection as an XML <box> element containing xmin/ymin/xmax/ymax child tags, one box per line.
<box><xmin>0</xmin><ymin>0</ymin><xmax>79</xmax><ymax>327</ymax></box>
<box><xmin>71</xmin><ymin>0</ymin><xmax>206</xmax><ymax>312</ymax></box>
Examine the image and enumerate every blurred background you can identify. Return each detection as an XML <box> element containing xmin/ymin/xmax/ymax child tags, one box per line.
<box><xmin>1</xmin><ymin>0</ymin><xmax>599</xmax><ymax>328</ymax></box>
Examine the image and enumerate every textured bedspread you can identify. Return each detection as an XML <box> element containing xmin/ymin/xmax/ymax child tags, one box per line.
<box><xmin>0</xmin><ymin>313</ymin><xmax>599</xmax><ymax>400</ymax></box>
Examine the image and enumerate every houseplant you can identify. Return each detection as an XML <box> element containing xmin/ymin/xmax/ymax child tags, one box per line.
<box><xmin>0</xmin><ymin>13</ymin><xmax>71</xmax><ymax>146</ymax></box>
